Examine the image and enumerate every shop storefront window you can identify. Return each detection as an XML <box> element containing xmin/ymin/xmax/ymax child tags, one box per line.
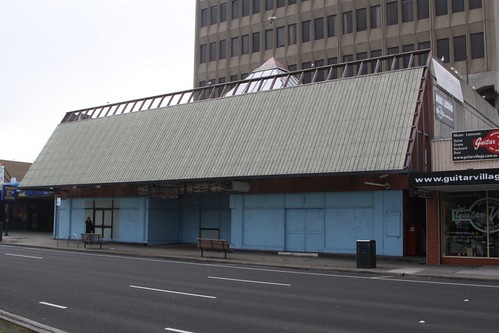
<box><xmin>442</xmin><ymin>191</ymin><xmax>499</xmax><ymax>258</ymax></box>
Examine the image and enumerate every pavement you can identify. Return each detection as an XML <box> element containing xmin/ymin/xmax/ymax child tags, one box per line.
<box><xmin>2</xmin><ymin>231</ymin><xmax>499</xmax><ymax>283</ymax></box>
<box><xmin>2</xmin><ymin>231</ymin><xmax>499</xmax><ymax>333</ymax></box>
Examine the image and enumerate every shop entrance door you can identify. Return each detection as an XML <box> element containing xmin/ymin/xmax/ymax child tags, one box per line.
<box><xmin>94</xmin><ymin>209</ymin><xmax>113</xmax><ymax>239</ymax></box>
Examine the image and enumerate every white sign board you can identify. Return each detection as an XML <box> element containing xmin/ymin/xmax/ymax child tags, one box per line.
<box><xmin>0</xmin><ymin>165</ymin><xmax>4</xmax><ymax>184</ymax></box>
<box><xmin>432</xmin><ymin>59</ymin><xmax>464</xmax><ymax>102</ymax></box>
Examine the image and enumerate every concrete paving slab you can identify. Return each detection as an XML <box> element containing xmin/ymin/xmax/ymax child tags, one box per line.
<box><xmin>457</xmin><ymin>267</ymin><xmax>499</xmax><ymax>276</ymax></box>
<box><xmin>388</xmin><ymin>267</ymin><xmax>426</xmax><ymax>275</ymax></box>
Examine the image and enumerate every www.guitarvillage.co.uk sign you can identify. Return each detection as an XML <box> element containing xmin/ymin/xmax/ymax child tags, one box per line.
<box><xmin>452</xmin><ymin>198</ymin><xmax>499</xmax><ymax>234</ymax></box>
<box><xmin>452</xmin><ymin>129</ymin><xmax>499</xmax><ymax>161</ymax></box>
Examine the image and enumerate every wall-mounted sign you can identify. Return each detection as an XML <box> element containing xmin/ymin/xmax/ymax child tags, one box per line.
<box><xmin>431</xmin><ymin>59</ymin><xmax>463</xmax><ymax>102</ymax></box>
<box><xmin>1</xmin><ymin>184</ymin><xmax>18</xmax><ymax>201</ymax></box>
<box><xmin>416</xmin><ymin>189</ymin><xmax>433</xmax><ymax>199</ymax></box>
<box><xmin>409</xmin><ymin>168</ymin><xmax>499</xmax><ymax>187</ymax></box>
<box><xmin>149</xmin><ymin>186</ymin><xmax>179</xmax><ymax>199</ymax></box>
<box><xmin>435</xmin><ymin>92</ymin><xmax>454</xmax><ymax>128</ymax></box>
<box><xmin>0</xmin><ymin>164</ymin><xmax>4</xmax><ymax>184</ymax></box>
<box><xmin>452</xmin><ymin>129</ymin><xmax>499</xmax><ymax>161</ymax></box>
<box><xmin>137</xmin><ymin>186</ymin><xmax>149</xmax><ymax>196</ymax></box>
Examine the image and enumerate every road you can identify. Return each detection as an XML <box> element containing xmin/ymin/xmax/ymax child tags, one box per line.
<box><xmin>0</xmin><ymin>244</ymin><xmax>499</xmax><ymax>333</ymax></box>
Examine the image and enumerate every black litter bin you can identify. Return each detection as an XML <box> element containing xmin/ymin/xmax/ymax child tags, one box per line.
<box><xmin>356</xmin><ymin>240</ymin><xmax>376</xmax><ymax>268</ymax></box>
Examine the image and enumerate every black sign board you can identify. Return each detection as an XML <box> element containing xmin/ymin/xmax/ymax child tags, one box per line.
<box><xmin>409</xmin><ymin>168</ymin><xmax>499</xmax><ymax>187</ymax></box>
<box><xmin>452</xmin><ymin>129</ymin><xmax>499</xmax><ymax>161</ymax></box>
<box><xmin>435</xmin><ymin>92</ymin><xmax>454</xmax><ymax>128</ymax></box>
<box><xmin>1</xmin><ymin>184</ymin><xmax>18</xmax><ymax>201</ymax></box>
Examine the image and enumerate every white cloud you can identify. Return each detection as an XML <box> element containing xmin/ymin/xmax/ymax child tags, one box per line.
<box><xmin>0</xmin><ymin>0</ymin><xmax>195</xmax><ymax>162</ymax></box>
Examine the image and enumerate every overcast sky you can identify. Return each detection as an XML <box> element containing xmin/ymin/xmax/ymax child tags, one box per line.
<box><xmin>0</xmin><ymin>0</ymin><xmax>195</xmax><ymax>162</ymax></box>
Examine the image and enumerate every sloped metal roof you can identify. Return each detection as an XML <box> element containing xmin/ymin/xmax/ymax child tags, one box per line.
<box><xmin>21</xmin><ymin>68</ymin><xmax>425</xmax><ymax>188</ymax></box>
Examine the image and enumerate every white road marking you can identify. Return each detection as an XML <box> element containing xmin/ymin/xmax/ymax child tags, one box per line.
<box><xmin>129</xmin><ymin>285</ymin><xmax>216</xmax><ymax>299</ymax></box>
<box><xmin>165</xmin><ymin>328</ymin><xmax>196</xmax><ymax>333</ymax></box>
<box><xmin>208</xmin><ymin>276</ymin><xmax>291</xmax><ymax>286</ymax></box>
<box><xmin>5</xmin><ymin>253</ymin><xmax>43</xmax><ymax>260</ymax></box>
<box><xmin>39</xmin><ymin>301</ymin><xmax>67</xmax><ymax>309</ymax></box>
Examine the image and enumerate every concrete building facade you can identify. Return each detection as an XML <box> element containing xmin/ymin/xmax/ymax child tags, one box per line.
<box><xmin>194</xmin><ymin>0</ymin><xmax>498</xmax><ymax>110</ymax></box>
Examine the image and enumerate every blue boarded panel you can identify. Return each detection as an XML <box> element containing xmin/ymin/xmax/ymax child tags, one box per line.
<box><xmin>285</xmin><ymin>209</ymin><xmax>305</xmax><ymax>251</ymax></box>
<box><xmin>243</xmin><ymin>208</ymin><xmax>285</xmax><ymax>250</ymax></box>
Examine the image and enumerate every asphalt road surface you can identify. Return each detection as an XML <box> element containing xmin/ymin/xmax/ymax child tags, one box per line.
<box><xmin>1</xmin><ymin>244</ymin><xmax>499</xmax><ymax>333</ymax></box>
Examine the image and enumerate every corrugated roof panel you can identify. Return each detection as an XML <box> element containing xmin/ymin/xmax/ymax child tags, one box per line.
<box><xmin>21</xmin><ymin>68</ymin><xmax>424</xmax><ymax>188</ymax></box>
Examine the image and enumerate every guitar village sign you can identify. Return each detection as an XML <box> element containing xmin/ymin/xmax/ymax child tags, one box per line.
<box><xmin>452</xmin><ymin>129</ymin><xmax>499</xmax><ymax>161</ymax></box>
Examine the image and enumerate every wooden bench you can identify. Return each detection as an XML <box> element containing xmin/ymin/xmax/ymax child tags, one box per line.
<box><xmin>81</xmin><ymin>233</ymin><xmax>103</xmax><ymax>249</ymax></box>
<box><xmin>197</xmin><ymin>238</ymin><xmax>229</xmax><ymax>258</ymax></box>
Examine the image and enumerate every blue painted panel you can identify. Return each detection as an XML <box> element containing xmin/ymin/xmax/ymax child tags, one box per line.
<box><xmin>325</xmin><ymin>192</ymin><xmax>374</xmax><ymax>208</ymax></box>
<box><xmin>200</xmin><ymin>193</ymin><xmax>222</xmax><ymax>206</ymax></box>
<box><xmin>220</xmin><ymin>209</ymin><xmax>231</xmax><ymax>241</ymax></box>
<box><xmin>200</xmin><ymin>209</ymin><xmax>221</xmax><ymax>229</ymax></box>
<box><xmin>306</xmin><ymin>209</ymin><xmax>324</xmax><ymax>251</ymax></box>
<box><xmin>244</xmin><ymin>194</ymin><xmax>285</xmax><ymax>208</ymax></box>
<box><xmin>231</xmin><ymin>191</ymin><xmax>403</xmax><ymax>256</ymax></box>
<box><xmin>179</xmin><ymin>193</ymin><xmax>231</xmax><ymax>244</ymax></box>
<box><xmin>286</xmin><ymin>209</ymin><xmax>305</xmax><ymax>251</ymax></box>
<box><xmin>119</xmin><ymin>197</ymin><xmax>141</xmax><ymax>209</ymax></box>
<box><xmin>117</xmin><ymin>197</ymin><xmax>147</xmax><ymax>243</ymax></box>
<box><xmin>287</xmin><ymin>209</ymin><xmax>306</xmax><ymax>231</ymax></box>
<box><xmin>381</xmin><ymin>191</ymin><xmax>404</xmax><ymax>256</ymax></box>
<box><xmin>149</xmin><ymin>198</ymin><xmax>180</xmax><ymax>209</ymax></box>
<box><xmin>307</xmin><ymin>209</ymin><xmax>324</xmax><ymax>232</ymax></box>
<box><xmin>325</xmin><ymin>208</ymin><xmax>374</xmax><ymax>253</ymax></box>
<box><xmin>229</xmin><ymin>195</ymin><xmax>244</xmax><ymax>248</ymax></box>
<box><xmin>181</xmin><ymin>209</ymin><xmax>199</xmax><ymax>243</ymax></box>
<box><xmin>148</xmin><ymin>198</ymin><xmax>181</xmax><ymax>244</ymax></box>
<box><xmin>243</xmin><ymin>208</ymin><xmax>284</xmax><ymax>250</ymax></box>
<box><xmin>386</xmin><ymin>212</ymin><xmax>401</xmax><ymax>237</ymax></box>
<box><xmin>285</xmin><ymin>193</ymin><xmax>324</xmax><ymax>208</ymax></box>
<box><xmin>306</xmin><ymin>234</ymin><xmax>324</xmax><ymax>252</ymax></box>
<box><xmin>55</xmin><ymin>200</ymin><xmax>71</xmax><ymax>239</ymax></box>
<box><xmin>182</xmin><ymin>193</ymin><xmax>201</xmax><ymax>205</ymax></box>
<box><xmin>285</xmin><ymin>208</ymin><xmax>324</xmax><ymax>252</ymax></box>
<box><xmin>286</xmin><ymin>234</ymin><xmax>304</xmax><ymax>251</ymax></box>
<box><xmin>70</xmin><ymin>199</ymin><xmax>86</xmax><ymax>209</ymax></box>
<box><xmin>66</xmin><ymin>199</ymin><xmax>85</xmax><ymax>238</ymax></box>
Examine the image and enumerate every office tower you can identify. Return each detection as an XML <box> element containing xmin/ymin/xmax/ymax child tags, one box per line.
<box><xmin>194</xmin><ymin>0</ymin><xmax>498</xmax><ymax>110</ymax></box>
